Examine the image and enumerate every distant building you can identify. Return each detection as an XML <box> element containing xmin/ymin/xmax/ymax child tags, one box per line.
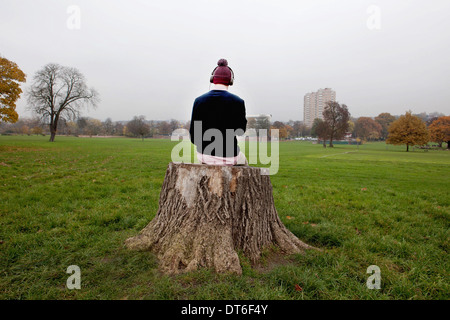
<box><xmin>303</xmin><ymin>88</ymin><xmax>336</xmax><ymax>127</ymax></box>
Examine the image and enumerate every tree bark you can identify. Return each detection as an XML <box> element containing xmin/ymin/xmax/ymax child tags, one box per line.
<box><xmin>125</xmin><ymin>162</ymin><xmax>316</xmax><ymax>275</ymax></box>
<box><xmin>49</xmin><ymin>124</ymin><xmax>56</xmax><ymax>142</ymax></box>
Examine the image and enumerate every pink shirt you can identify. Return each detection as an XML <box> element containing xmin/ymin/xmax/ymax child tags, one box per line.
<box><xmin>196</xmin><ymin>152</ymin><xmax>239</xmax><ymax>166</ymax></box>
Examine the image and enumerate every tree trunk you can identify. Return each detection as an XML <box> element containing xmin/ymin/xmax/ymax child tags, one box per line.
<box><xmin>125</xmin><ymin>162</ymin><xmax>316</xmax><ymax>275</ymax></box>
<box><xmin>49</xmin><ymin>125</ymin><xmax>56</xmax><ymax>142</ymax></box>
<box><xmin>406</xmin><ymin>144</ymin><xmax>409</xmax><ymax>152</ymax></box>
<box><xmin>329</xmin><ymin>132</ymin><xmax>334</xmax><ymax>147</ymax></box>
<box><xmin>49</xmin><ymin>114</ymin><xmax>59</xmax><ymax>142</ymax></box>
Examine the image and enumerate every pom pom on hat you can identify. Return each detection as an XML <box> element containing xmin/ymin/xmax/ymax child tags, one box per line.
<box><xmin>211</xmin><ymin>58</ymin><xmax>233</xmax><ymax>85</ymax></box>
<box><xmin>217</xmin><ymin>59</ymin><xmax>228</xmax><ymax>67</ymax></box>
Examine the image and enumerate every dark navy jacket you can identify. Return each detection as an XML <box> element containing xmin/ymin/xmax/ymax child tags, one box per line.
<box><xmin>189</xmin><ymin>90</ymin><xmax>247</xmax><ymax>157</ymax></box>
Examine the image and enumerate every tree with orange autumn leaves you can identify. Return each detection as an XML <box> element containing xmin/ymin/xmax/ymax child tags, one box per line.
<box><xmin>271</xmin><ymin>121</ymin><xmax>289</xmax><ymax>140</ymax></box>
<box><xmin>0</xmin><ymin>57</ymin><xmax>26</xmax><ymax>123</ymax></box>
<box><xmin>428</xmin><ymin>116</ymin><xmax>450</xmax><ymax>149</ymax></box>
<box><xmin>386</xmin><ymin>111</ymin><xmax>429</xmax><ymax>152</ymax></box>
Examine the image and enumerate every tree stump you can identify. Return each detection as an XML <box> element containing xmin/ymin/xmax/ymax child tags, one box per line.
<box><xmin>125</xmin><ymin>162</ymin><xmax>315</xmax><ymax>275</ymax></box>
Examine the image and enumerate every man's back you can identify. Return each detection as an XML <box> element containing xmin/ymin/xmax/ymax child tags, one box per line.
<box><xmin>189</xmin><ymin>90</ymin><xmax>247</xmax><ymax>158</ymax></box>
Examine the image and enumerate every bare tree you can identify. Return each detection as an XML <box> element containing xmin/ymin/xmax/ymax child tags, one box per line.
<box><xmin>291</xmin><ymin>121</ymin><xmax>307</xmax><ymax>137</ymax></box>
<box><xmin>127</xmin><ymin>115</ymin><xmax>150</xmax><ymax>141</ymax></box>
<box><xmin>76</xmin><ymin>117</ymin><xmax>89</xmax><ymax>135</ymax></box>
<box><xmin>169</xmin><ymin>119</ymin><xmax>179</xmax><ymax>133</ymax></box>
<box><xmin>114</xmin><ymin>122</ymin><xmax>124</xmax><ymax>136</ymax></box>
<box><xmin>183</xmin><ymin>120</ymin><xmax>191</xmax><ymax>131</ymax></box>
<box><xmin>157</xmin><ymin>121</ymin><xmax>171</xmax><ymax>135</ymax></box>
<box><xmin>26</xmin><ymin>63</ymin><xmax>99</xmax><ymax>142</ymax></box>
<box><xmin>103</xmin><ymin>117</ymin><xmax>114</xmax><ymax>135</ymax></box>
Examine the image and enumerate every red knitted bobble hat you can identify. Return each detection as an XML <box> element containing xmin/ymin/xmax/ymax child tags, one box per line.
<box><xmin>211</xmin><ymin>59</ymin><xmax>233</xmax><ymax>86</ymax></box>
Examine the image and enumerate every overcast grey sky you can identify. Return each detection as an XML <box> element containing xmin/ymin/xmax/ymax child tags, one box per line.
<box><xmin>1</xmin><ymin>0</ymin><xmax>449</xmax><ymax>122</ymax></box>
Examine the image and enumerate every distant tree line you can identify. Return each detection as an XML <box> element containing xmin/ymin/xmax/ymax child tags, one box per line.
<box><xmin>347</xmin><ymin>111</ymin><xmax>448</xmax><ymax>151</ymax></box>
<box><xmin>0</xmin><ymin>116</ymin><xmax>188</xmax><ymax>139</ymax></box>
<box><xmin>2</xmin><ymin>110</ymin><xmax>448</xmax><ymax>151</ymax></box>
<box><xmin>248</xmin><ymin>101</ymin><xmax>448</xmax><ymax>151</ymax></box>
<box><xmin>1</xmin><ymin>57</ymin><xmax>448</xmax><ymax>150</ymax></box>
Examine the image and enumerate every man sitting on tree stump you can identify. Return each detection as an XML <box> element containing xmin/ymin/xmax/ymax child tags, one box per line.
<box><xmin>189</xmin><ymin>58</ymin><xmax>248</xmax><ymax>166</ymax></box>
<box><xmin>125</xmin><ymin>58</ymin><xmax>316</xmax><ymax>275</ymax></box>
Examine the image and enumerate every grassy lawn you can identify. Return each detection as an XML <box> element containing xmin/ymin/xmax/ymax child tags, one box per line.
<box><xmin>0</xmin><ymin>135</ymin><xmax>448</xmax><ymax>300</ymax></box>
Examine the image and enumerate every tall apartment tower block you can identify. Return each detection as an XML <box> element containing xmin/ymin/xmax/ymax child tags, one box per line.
<box><xmin>303</xmin><ymin>88</ymin><xmax>336</xmax><ymax>127</ymax></box>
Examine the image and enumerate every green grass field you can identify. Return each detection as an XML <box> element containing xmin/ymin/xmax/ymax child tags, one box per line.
<box><xmin>0</xmin><ymin>135</ymin><xmax>448</xmax><ymax>300</ymax></box>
